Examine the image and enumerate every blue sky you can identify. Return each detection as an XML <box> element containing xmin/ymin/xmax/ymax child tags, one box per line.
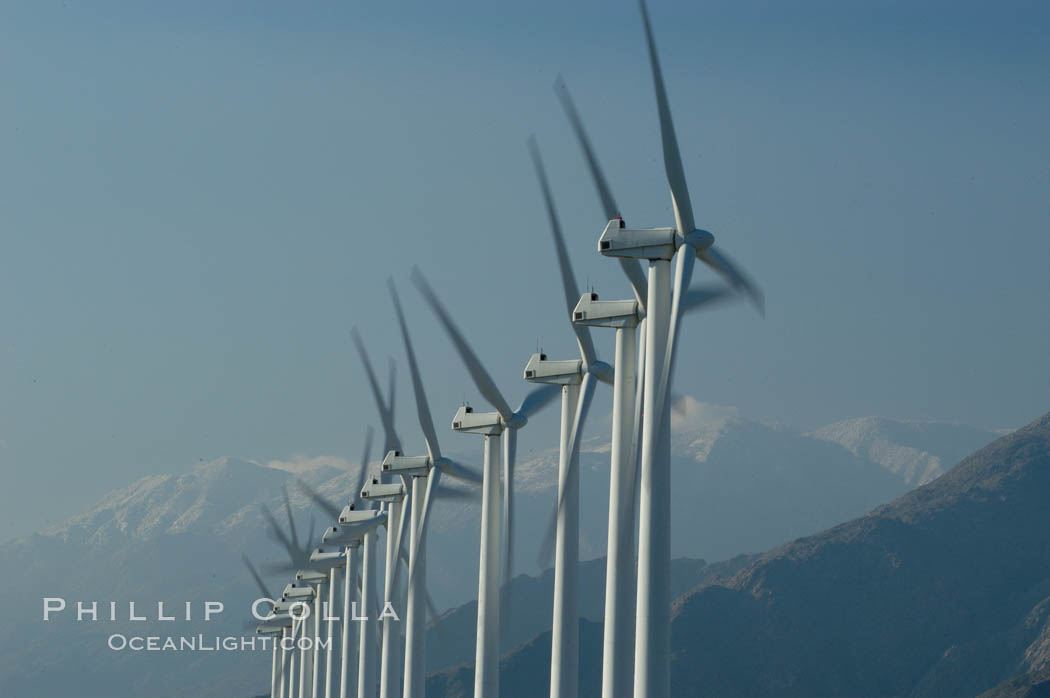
<box><xmin>2</xmin><ymin>0</ymin><xmax>1048</xmax><ymax>541</ymax></box>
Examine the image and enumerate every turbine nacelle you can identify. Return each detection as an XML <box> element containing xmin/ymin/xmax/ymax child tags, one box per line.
<box><xmin>572</xmin><ymin>292</ymin><xmax>640</xmax><ymax>329</ymax></box>
<box><xmin>360</xmin><ymin>480</ymin><xmax>406</xmax><ymax>503</ymax></box>
<box><xmin>598</xmin><ymin>219</ymin><xmax>716</xmax><ymax>261</ymax></box>
<box><xmin>523</xmin><ymin>352</ymin><xmax>583</xmax><ymax>385</ymax></box>
<box><xmin>307</xmin><ymin>547</ymin><xmax>347</xmax><ymax>569</ymax></box>
<box><xmin>281</xmin><ymin>582</ymin><xmax>314</xmax><ymax>601</ymax></box>
<box><xmin>295</xmin><ymin>569</ymin><xmax>328</xmax><ymax>584</ymax></box>
<box><xmin>256</xmin><ymin>615</ymin><xmax>294</xmax><ymax>632</ymax></box>
<box><xmin>451</xmin><ymin>405</ymin><xmax>504</xmax><ymax>436</ymax></box>
<box><xmin>381</xmin><ymin>450</ymin><xmax>432</xmax><ymax>476</ymax></box>
<box><xmin>271</xmin><ymin>599</ymin><xmax>298</xmax><ymax>613</ymax></box>
<box><xmin>599</xmin><ymin>220</ymin><xmax>676</xmax><ymax>260</ymax></box>
<box><xmin>337</xmin><ymin>507</ymin><xmax>386</xmax><ymax>527</ymax></box>
<box><xmin>323</xmin><ymin>521</ymin><xmax>381</xmax><ymax>547</ymax></box>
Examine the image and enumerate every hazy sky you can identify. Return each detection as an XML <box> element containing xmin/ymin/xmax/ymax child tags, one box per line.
<box><xmin>2</xmin><ymin>0</ymin><xmax>1048</xmax><ymax>542</ymax></box>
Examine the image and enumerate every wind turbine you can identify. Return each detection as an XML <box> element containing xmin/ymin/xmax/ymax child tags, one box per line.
<box><xmin>553</xmin><ymin>72</ymin><xmax>736</xmax><ymax>698</ymax></box>
<box><xmin>282</xmin><ymin>580</ymin><xmax>317</xmax><ymax>698</ymax></box>
<box><xmin>411</xmin><ymin>266</ymin><xmax>560</xmax><ymax>698</ymax></box>
<box><xmin>261</xmin><ymin>487</ymin><xmax>346</xmax><ymax>698</ymax></box>
<box><xmin>323</xmin><ymin>507</ymin><xmax>387</xmax><ymax>698</ymax></box>
<box><xmin>524</xmin><ymin>136</ymin><xmax>615</xmax><ymax>698</ymax></box>
<box><xmin>350</xmin><ymin>328</ymin><xmax>413</xmax><ymax>698</ymax></box>
<box><xmin>296</xmin><ymin>425</ymin><xmax>385</xmax><ymax>698</ymax></box>
<box><xmin>595</xmin><ymin>3</ymin><xmax>763</xmax><ymax>696</ymax></box>
<box><xmin>256</xmin><ymin>615</ymin><xmax>293</xmax><ymax>698</ymax></box>
<box><xmin>242</xmin><ymin>556</ymin><xmax>295</xmax><ymax>698</ymax></box>
<box><xmin>360</xmin><ymin>477</ymin><xmax>406</xmax><ymax>698</ymax></box>
<box><xmin>296</xmin><ymin>568</ymin><xmax>330</xmax><ymax>698</ymax></box>
<box><xmin>384</xmin><ymin>277</ymin><xmax>483</xmax><ymax>698</ymax></box>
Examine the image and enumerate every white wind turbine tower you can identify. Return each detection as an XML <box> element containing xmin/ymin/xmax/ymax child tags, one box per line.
<box><xmin>596</xmin><ymin>3</ymin><xmax>763</xmax><ymax>696</ymax></box>
<box><xmin>322</xmin><ymin>507</ymin><xmax>386</xmax><ymax>698</ymax></box>
<box><xmin>298</xmin><ymin>545</ymin><xmax>354</xmax><ymax>698</ymax></box>
<box><xmin>411</xmin><ymin>266</ymin><xmax>560</xmax><ymax>698</ymax></box>
<box><xmin>296</xmin><ymin>568</ymin><xmax>328</xmax><ymax>698</ymax></box>
<box><xmin>298</xmin><ymin>425</ymin><xmax>390</xmax><ymax>698</ymax></box>
<box><xmin>551</xmin><ymin>76</ymin><xmax>645</xmax><ymax>698</ymax></box>
<box><xmin>524</xmin><ymin>136</ymin><xmax>615</xmax><ymax>698</ymax></box>
<box><xmin>282</xmin><ymin>580</ymin><xmax>317</xmax><ymax>698</ymax></box>
<box><xmin>259</xmin><ymin>489</ymin><xmax>327</xmax><ymax>698</ymax></box>
<box><xmin>554</xmin><ymin>73</ymin><xmax>734</xmax><ymax>698</ymax></box>
<box><xmin>256</xmin><ymin>614</ymin><xmax>293</xmax><ymax>698</ymax></box>
<box><xmin>360</xmin><ymin>476</ymin><xmax>406</xmax><ymax>698</ymax></box>
<box><xmin>350</xmin><ymin>328</ymin><xmax>413</xmax><ymax>698</ymax></box>
<box><xmin>243</xmin><ymin>556</ymin><xmax>296</xmax><ymax>698</ymax></box>
<box><xmin>384</xmin><ymin>277</ymin><xmax>483</xmax><ymax>698</ymax></box>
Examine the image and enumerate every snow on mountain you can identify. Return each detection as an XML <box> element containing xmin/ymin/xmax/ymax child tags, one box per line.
<box><xmin>811</xmin><ymin>416</ymin><xmax>1002</xmax><ymax>485</ymax></box>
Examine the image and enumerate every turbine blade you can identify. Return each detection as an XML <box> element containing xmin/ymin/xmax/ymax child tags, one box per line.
<box><xmin>565</xmin><ymin>372</ymin><xmax>598</xmax><ymax>473</ymax></box>
<box><xmin>655</xmin><ymin>244</ymin><xmax>696</xmax><ymax>415</ymax></box>
<box><xmin>697</xmin><ymin>246</ymin><xmax>764</xmax><ymax>315</ymax></box>
<box><xmin>388</xmin><ymin>277</ymin><xmax>442</xmax><ymax>461</ymax></box>
<box><xmin>639</xmin><ymin>0</ymin><xmax>696</xmax><ymax>235</ymax></box>
<box><xmin>425</xmin><ymin>590</ymin><xmax>441</xmax><ymax>631</ymax></box>
<box><xmin>553</xmin><ymin>74</ymin><xmax>648</xmax><ymax>306</ymax></box>
<box><xmin>296</xmin><ymin>479</ymin><xmax>342</xmax><ymax>521</ymax></box>
<box><xmin>387</xmin><ymin>355</ymin><xmax>397</xmax><ymax>428</ymax></box>
<box><xmin>410</xmin><ymin>267</ymin><xmax>514</xmax><ymax>420</ymax></box>
<box><xmin>305</xmin><ymin>517</ymin><xmax>317</xmax><ymax>552</ymax></box>
<box><xmin>434</xmin><ymin>482</ymin><xmax>479</xmax><ymax>501</ymax></box>
<box><xmin>681</xmin><ymin>283</ymin><xmax>734</xmax><ymax>315</ymax></box>
<box><xmin>355</xmin><ymin>425</ymin><xmax>375</xmax><ymax>509</ymax></box>
<box><xmin>536</xmin><ymin>372</ymin><xmax>598</xmax><ymax>570</ymax></box>
<box><xmin>260</xmin><ymin>503</ymin><xmax>297</xmax><ymax>563</ymax></box>
<box><xmin>350</xmin><ymin>326</ymin><xmax>401</xmax><ymax>454</ymax></box>
<box><xmin>553</xmin><ymin>74</ymin><xmax>618</xmax><ymax>219</ymax></box>
<box><xmin>516</xmin><ymin>383</ymin><xmax>561</xmax><ymax>419</ymax></box>
<box><xmin>389</xmin><ymin>489</ymin><xmax>410</xmax><ymax>591</ymax></box>
<box><xmin>527</xmin><ymin>135</ymin><xmax>598</xmax><ymax>366</ymax></box>
<box><xmin>260</xmin><ymin>561</ymin><xmax>298</xmax><ymax>576</ymax></box>
<box><xmin>241</xmin><ymin>554</ymin><xmax>273</xmax><ymax>601</ymax></box>
<box><xmin>282</xmin><ymin>485</ymin><xmax>299</xmax><ymax>552</ymax></box>
<box><xmin>436</xmin><ymin>458</ymin><xmax>484</xmax><ymax>485</ymax></box>
<box><xmin>408</xmin><ymin>469</ymin><xmax>439</xmax><ymax>591</ymax></box>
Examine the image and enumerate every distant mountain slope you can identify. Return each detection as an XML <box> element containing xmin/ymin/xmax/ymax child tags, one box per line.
<box><xmin>0</xmin><ymin>404</ymin><xmax>998</xmax><ymax>697</ymax></box>
<box><xmin>424</xmin><ymin>554</ymin><xmax>755</xmax><ymax>675</ymax></box>
<box><xmin>433</xmin><ymin>411</ymin><xmax>1049</xmax><ymax>698</ymax></box>
<box><xmin>812</xmin><ymin>415</ymin><xmax>1002</xmax><ymax>485</ymax></box>
<box><xmin>668</xmin><ymin>411</ymin><xmax>1050</xmax><ymax>698</ymax></box>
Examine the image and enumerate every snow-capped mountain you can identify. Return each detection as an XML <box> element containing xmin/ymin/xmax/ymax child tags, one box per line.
<box><xmin>811</xmin><ymin>415</ymin><xmax>1003</xmax><ymax>485</ymax></box>
<box><xmin>0</xmin><ymin>402</ymin><xmax>1001</xmax><ymax>698</ymax></box>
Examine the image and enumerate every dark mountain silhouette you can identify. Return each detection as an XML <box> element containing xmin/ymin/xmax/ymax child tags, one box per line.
<box><xmin>980</xmin><ymin>666</ymin><xmax>1050</xmax><ymax>697</ymax></box>
<box><xmin>426</xmin><ymin>412</ymin><xmax>1050</xmax><ymax>698</ymax></box>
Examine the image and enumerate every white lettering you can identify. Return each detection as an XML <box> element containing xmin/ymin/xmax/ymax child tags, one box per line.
<box><xmin>43</xmin><ymin>597</ymin><xmax>65</xmax><ymax>620</ymax></box>
<box><xmin>204</xmin><ymin>601</ymin><xmax>224</xmax><ymax>621</ymax></box>
<box><xmin>77</xmin><ymin>601</ymin><xmax>98</xmax><ymax>621</ymax></box>
<box><xmin>379</xmin><ymin>602</ymin><xmax>400</xmax><ymax>622</ymax></box>
<box><xmin>252</xmin><ymin>597</ymin><xmax>277</xmax><ymax>621</ymax></box>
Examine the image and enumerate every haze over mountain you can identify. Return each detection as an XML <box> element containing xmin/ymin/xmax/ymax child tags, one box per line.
<box><xmin>0</xmin><ymin>402</ymin><xmax>1000</xmax><ymax>697</ymax></box>
<box><xmin>428</xmin><ymin>411</ymin><xmax>1050</xmax><ymax>698</ymax></box>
